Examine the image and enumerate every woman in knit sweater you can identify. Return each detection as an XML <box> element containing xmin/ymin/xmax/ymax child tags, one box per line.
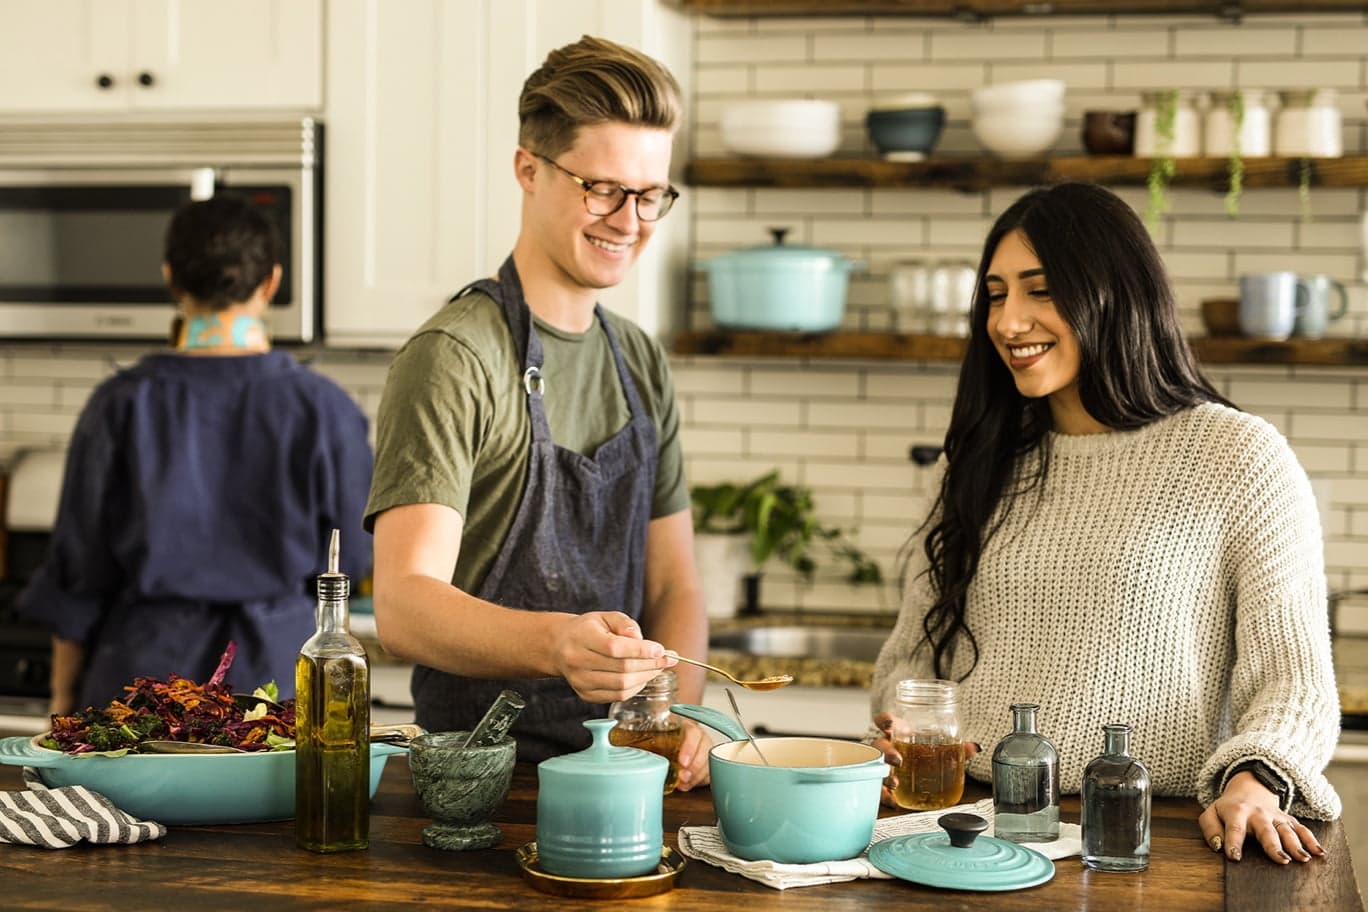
<box><xmin>869</xmin><ymin>182</ymin><xmax>1340</xmax><ymax>865</ymax></box>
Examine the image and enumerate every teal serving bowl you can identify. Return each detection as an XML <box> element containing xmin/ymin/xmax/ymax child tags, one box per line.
<box><xmin>0</xmin><ymin>734</ymin><xmax>406</xmax><ymax>825</ymax></box>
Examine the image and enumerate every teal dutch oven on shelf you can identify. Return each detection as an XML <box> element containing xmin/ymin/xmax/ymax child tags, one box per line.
<box><xmin>703</xmin><ymin>227</ymin><xmax>863</xmax><ymax>333</ymax></box>
<box><xmin>670</xmin><ymin>703</ymin><xmax>888</xmax><ymax>863</ymax></box>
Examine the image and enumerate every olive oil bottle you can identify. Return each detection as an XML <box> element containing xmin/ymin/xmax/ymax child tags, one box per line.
<box><xmin>295</xmin><ymin>529</ymin><xmax>371</xmax><ymax>852</ymax></box>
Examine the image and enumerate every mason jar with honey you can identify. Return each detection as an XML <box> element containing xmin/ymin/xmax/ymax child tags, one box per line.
<box><xmin>890</xmin><ymin>678</ymin><xmax>965</xmax><ymax>811</ymax></box>
<box><xmin>608</xmin><ymin>670</ymin><xmax>684</xmax><ymax>794</ymax></box>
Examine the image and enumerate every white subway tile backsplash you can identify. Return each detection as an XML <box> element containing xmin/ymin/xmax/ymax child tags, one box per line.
<box><xmin>807</xmin><ymin>400</ymin><xmax>920</xmax><ymax>430</ymax></box>
<box><xmin>1110</xmin><ymin>60</ymin><xmax>1234</xmax><ymax>89</ymax></box>
<box><xmin>814</xmin><ymin>31</ymin><xmax>928</xmax><ymax>62</ymax></box>
<box><xmin>690</xmin><ymin>396</ymin><xmax>802</xmax><ymax>427</ymax></box>
<box><xmin>754</xmin><ymin>64</ymin><xmax>865</xmax><ymax>94</ymax></box>
<box><xmin>749</xmin><ymin>429</ymin><xmax>859</xmax><ymax>460</ymax></box>
<box><xmin>869</xmin><ymin>61</ymin><xmax>988</xmax><ymax>93</ymax></box>
<box><xmin>1050</xmin><ymin>28</ymin><xmax>1169</xmax><ymax>60</ymax></box>
<box><xmin>695</xmin><ymin>33</ymin><xmax>808</xmax><ymax>65</ymax></box>
<box><xmin>930</xmin><ymin>29</ymin><xmax>1047</xmax><ymax>62</ymax></box>
<box><xmin>1229</xmin><ymin>379</ymin><xmax>1353</xmax><ymax>410</ymax></box>
<box><xmin>1236</xmin><ymin>58</ymin><xmax>1362</xmax><ymax>89</ymax></box>
<box><xmin>1292</xmin><ymin>413</ymin><xmax>1368</xmax><ymax>444</ymax></box>
<box><xmin>1172</xmin><ymin>26</ymin><xmax>1296</xmax><ymax>58</ymax></box>
<box><xmin>1172</xmin><ymin>219</ymin><xmax>1295</xmax><ymax>249</ymax></box>
<box><xmin>0</xmin><ymin>383</ymin><xmax>56</xmax><ymax>408</ymax></box>
<box><xmin>749</xmin><ymin>367</ymin><xmax>860</xmax><ymax>398</ymax></box>
<box><xmin>694</xmin><ymin>65</ymin><xmax>752</xmax><ymax>94</ymax></box>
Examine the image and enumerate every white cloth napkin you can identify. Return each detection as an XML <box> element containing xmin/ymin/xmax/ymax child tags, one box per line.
<box><xmin>677</xmin><ymin>798</ymin><xmax>1081</xmax><ymax>890</ymax></box>
<box><xmin>0</xmin><ymin>768</ymin><xmax>167</xmax><ymax>849</ymax></box>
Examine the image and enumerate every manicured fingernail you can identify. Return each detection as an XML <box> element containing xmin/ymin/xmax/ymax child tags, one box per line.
<box><xmin>1230</xmin><ymin>848</ymin><xmax>1241</xmax><ymax>861</ymax></box>
<box><xmin>1277</xmin><ymin>850</ymin><xmax>1290</xmax><ymax>862</ymax></box>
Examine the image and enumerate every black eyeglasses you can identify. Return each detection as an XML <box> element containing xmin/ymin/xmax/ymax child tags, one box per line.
<box><xmin>533</xmin><ymin>152</ymin><xmax>679</xmax><ymax>222</ymax></box>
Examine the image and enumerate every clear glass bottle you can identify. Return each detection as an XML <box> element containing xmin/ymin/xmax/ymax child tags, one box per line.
<box><xmin>991</xmin><ymin>703</ymin><xmax>1060</xmax><ymax>843</ymax></box>
<box><xmin>608</xmin><ymin>670</ymin><xmax>684</xmax><ymax>794</ymax></box>
<box><xmin>295</xmin><ymin>529</ymin><xmax>371</xmax><ymax>852</ymax></box>
<box><xmin>1081</xmin><ymin>723</ymin><xmax>1151</xmax><ymax>872</ymax></box>
<box><xmin>889</xmin><ymin>679</ymin><xmax>964</xmax><ymax>811</ymax></box>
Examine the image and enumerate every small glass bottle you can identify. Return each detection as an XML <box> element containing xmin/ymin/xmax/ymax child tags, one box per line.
<box><xmin>889</xmin><ymin>679</ymin><xmax>964</xmax><ymax>811</ymax></box>
<box><xmin>608</xmin><ymin>670</ymin><xmax>684</xmax><ymax>794</ymax></box>
<box><xmin>295</xmin><ymin>529</ymin><xmax>371</xmax><ymax>852</ymax></box>
<box><xmin>991</xmin><ymin>703</ymin><xmax>1060</xmax><ymax>843</ymax></box>
<box><xmin>1081</xmin><ymin>723</ymin><xmax>1151</xmax><ymax>872</ymax></box>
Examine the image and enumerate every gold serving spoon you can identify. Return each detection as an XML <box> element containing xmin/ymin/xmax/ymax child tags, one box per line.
<box><xmin>664</xmin><ymin>650</ymin><xmax>793</xmax><ymax>691</ymax></box>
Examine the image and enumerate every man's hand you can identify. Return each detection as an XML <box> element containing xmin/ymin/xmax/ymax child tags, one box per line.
<box><xmin>551</xmin><ymin>610</ymin><xmax>671</xmax><ymax>704</ymax></box>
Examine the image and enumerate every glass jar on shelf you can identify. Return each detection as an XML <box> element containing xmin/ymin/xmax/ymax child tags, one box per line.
<box><xmin>888</xmin><ymin>259</ymin><xmax>931</xmax><ymax>333</ymax></box>
<box><xmin>608</xmin><ymin>670</ymin><xmax>684</xmax><ymax>794</ymax></box>
<box><xmin>1204</xmin><ymin>89</ymin><xmax>1271</xmax><ymax>158</ymax></box>
<box><xmin>1134</xmin><ymin>90</ymin><xmax>1201</xmax><ymax>158</ymax></box>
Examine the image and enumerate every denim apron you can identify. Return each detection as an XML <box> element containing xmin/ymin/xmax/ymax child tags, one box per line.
<box><xmin>412</xmin><ymin>256</ymin><xmax>658</xmax><ymax>762</ymax></box>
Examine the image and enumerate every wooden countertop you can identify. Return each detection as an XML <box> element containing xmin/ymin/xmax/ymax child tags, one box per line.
<box><xmin>0</xmin><ymin>745</ymin><xmax>1360</xmax><ymax>910</ymax></box>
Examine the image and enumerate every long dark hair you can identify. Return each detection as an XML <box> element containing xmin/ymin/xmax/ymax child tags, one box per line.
<box><xmin>916</xmin><ymin>182</ymin><xmax>1232</xmax><ymax>680</ymax></box>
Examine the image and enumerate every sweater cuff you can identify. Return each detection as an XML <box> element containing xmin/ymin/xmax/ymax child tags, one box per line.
<box><xmin>1219</xmin><ymin>756</ymin><xmax>1296</xmax><ymax>813</ymax></box>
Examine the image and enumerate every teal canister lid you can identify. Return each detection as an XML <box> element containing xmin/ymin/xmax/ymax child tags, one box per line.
<box><xmin>867</xmin><ymin>813</ymin><xmax>1055</xmax><ymax>892</ymax></box>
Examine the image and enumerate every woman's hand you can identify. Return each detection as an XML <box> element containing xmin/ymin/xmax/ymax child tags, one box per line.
<box><xmin>672</xmin><ymin>719</ymin><xmax>711</xmax><ymax>791</ymax></box>
<box><xmin>871</xmin><ymin>712</ymin><xmax>980</xmax><ymax>808</ymax></box>
<box><xmin>1197</xmin><ymin>770</ymin><xmax>1325</xmax><ymax>863</ymax></box>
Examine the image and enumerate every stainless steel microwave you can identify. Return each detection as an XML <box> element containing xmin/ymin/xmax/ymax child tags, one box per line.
<box><xmin>0</xmin><ymin>117</ymin><xmax>320</xmax><ymax>343</ymax></box>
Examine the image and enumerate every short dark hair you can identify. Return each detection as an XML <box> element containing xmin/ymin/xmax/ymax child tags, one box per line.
<box><xmin>518</xmin><ymin>35</ymin><xmax>681</xmax><ymax>158</ymax></box>
<box><xmin>164</xmin><ymin>195</ymin><xmax>280</xmax><ymax>310</ymax></box>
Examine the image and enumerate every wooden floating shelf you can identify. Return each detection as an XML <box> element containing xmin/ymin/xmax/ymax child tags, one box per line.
<box><xmin>672</xmin><ymin>0</ymin><xmax>1368</xmax><ymax>19</ymax></box>
<box><xmin>673</xmin><ymin>330</ymin><xmax>1368</xmax><ymax>366</ymax></box>
<box><xmin>685</xmin><ymin>155</ymin><xmax>1368</xmax><ymax>193</ymax></box>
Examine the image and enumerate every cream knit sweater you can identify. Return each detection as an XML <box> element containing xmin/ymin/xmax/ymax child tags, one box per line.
<box><xmin>870</xmin><ymin>403</ymin><xmax>1342</xmax><ymax>820</ymax></box>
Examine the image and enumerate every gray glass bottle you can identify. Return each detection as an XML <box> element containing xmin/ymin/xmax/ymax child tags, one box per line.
<box><xmin>991</xmin><ymin>703</ymin><xmax>1060</xmax><ymax>843</ymax></box>
<box><xmin>1081</xmin><ymin>723</ymin><xmax>1151</xmax><ymax>872</ymax></box>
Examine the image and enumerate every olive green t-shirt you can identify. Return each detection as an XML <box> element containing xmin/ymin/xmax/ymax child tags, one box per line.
<box><xmin>364</xmin><ymin>289</ymin><xmax>689</xmax><ymax>594</ymax></box>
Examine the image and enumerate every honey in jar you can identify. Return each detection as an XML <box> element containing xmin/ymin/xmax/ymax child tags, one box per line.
<box><xmin>889</xmin><ymin>679</ymin><xmax>965</xmax><ymax>811</ymax></box>
<box><xmin>608</xmin><ymin>670</ymin><xmax>683</xmax><ymax>794</ymax></box>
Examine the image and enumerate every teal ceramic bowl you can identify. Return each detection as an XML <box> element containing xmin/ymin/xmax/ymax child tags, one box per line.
<box><xmin>0</xmin><ymin>734</ymin><xmax>406</xmax><ymax>825</ymax></box>
<box><xmin>671</xmin><ymin>704</ymin><xmax>888</xmax><ymax>863</ymax></box>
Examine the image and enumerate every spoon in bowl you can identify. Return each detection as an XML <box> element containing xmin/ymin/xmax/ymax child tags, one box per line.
<box><xmin>663</xmin><ymin>650</ymin><xmax>793</xmax><ymax>691</ymax></box>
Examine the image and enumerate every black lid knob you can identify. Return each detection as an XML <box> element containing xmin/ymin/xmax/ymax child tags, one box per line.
<box><xmin>137</xmin><ymin>71</ymin><xmax>155</xmax><ymax>87</ymax></box>
<box><xmin>96</xmin><ymin>73</ymin><xmax>114</xmax><ymax>89</ymax></box>
<box><xmin>939</xmin><ymin>812</ymin><xmax>989</xmax><ymax>848</ymax></box>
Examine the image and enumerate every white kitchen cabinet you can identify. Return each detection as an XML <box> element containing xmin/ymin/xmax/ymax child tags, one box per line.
<box><xmin>0</xmin><ymin>0</ymin><xmax>321</xmax><ymax>113</ymax></box>
<box><xmin>322</xmin><ymin>0</ymin><xmax>692</xmax><ymax>347</ymax></box>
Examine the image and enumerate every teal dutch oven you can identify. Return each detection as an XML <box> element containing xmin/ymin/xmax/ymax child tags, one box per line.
<box><xmin>703</xmin><ymin>228</ymin><xmax>862</xmax><ymax>333</ymax></box>
<box><xmin>670</xmin><ymin>703</ymin><xmax>889</xmax><ymax>863</ymax></box>
<box><xmin>0</xmin><ymin>733</ymin><xmax>406</xmax><ymax>825</ymax></box>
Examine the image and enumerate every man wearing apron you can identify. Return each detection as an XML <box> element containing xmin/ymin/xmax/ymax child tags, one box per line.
<box><xmin>364</xmin><ymin>36</ymin><xmax>710</xmax><ymax>787</ymax></box>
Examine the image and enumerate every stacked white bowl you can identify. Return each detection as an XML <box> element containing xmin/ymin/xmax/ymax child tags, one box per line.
<box><xmin>970</xmin><ymin>79</ymin><xmax>1067</xmax><ymax>159</ymax></box>
<box><xmin>719</xmin><ymin>99</ymin><xmax>841</xmax><ymax>158</ymax></box>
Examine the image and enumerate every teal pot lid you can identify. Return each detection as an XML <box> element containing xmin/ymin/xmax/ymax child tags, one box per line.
<box><xmin>709</xmin><ymin>227</ymin><xmax>853</xmax><ymax>270</ymax></box>
<box><xmin>538</xmin><ymin>718</ymin><xmax>667</xmax><ymax>778</ymax></box>
<box><xmin>868</xmin><ymin>813</ymin><xmax>1054</xmax><ymax>892</ymax></box>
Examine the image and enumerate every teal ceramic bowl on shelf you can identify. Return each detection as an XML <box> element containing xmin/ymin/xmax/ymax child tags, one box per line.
<box><xmin>0</xmin><ymin>734</ymin><xmax>406</xmax><ymax>825</ymax></box>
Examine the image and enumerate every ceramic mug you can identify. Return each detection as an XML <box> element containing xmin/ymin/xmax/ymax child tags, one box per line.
<box><xmin>1239</xmin><ymin>272</ymin><xmax>1306</xmax><ymax>340</ymax></box>
<box><xmin>1294</xmin><ymin>274</ymin><xmax>1348</xmax><ymax>339</ymax></box>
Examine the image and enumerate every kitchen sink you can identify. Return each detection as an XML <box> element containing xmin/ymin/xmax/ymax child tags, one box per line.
<box><xmin>708</xmin><ymin>625</ymin><xmax>890</xmax><ymax>663</ymax></box>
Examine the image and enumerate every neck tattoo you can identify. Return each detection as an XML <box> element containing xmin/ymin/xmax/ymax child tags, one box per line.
<box><xmin>180</xmin><ymin>315</ymin><xmax>268</xmax><ymax>351</ymax></box>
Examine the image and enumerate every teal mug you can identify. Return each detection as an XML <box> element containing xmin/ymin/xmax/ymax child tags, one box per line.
<box><xmin>1293</xmin><ymin>274</ymin><xmax>1348</xmax><ymax>339</ymax></box>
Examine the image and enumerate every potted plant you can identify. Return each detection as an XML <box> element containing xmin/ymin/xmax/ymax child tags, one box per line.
<box><xmin>690</xmin><ymin>470</ymin><xmax>882</xmax><ymax>618</ymax></box>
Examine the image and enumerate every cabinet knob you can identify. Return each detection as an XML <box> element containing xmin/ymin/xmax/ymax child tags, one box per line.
<box><xmin>96</xmin><ymin>73</ymin><xmax>115</xmax><ymax>89</ymax></box>
<box><xmin>137</xmin><ymin>71</ymin><xmax>156</xmax><ymax>87</ymax></box>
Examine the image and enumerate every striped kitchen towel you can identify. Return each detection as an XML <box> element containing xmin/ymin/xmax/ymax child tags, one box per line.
<box><xmin>0</xmin><ymin>768</ymin><xmax>166</xmax><ymax>849</ymax></box>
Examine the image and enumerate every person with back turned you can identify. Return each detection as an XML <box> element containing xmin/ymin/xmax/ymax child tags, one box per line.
<box><xmin>19</xmin><ymin>194</ymin><xmax>373</xmax><ymax>713</ymax></box>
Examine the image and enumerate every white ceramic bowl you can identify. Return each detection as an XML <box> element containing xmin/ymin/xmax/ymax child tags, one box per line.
<box><xmin>971</xmin><ymin>79</ymin><xmax>1066</xmax><ymax>111</ymax></box>
<box><xmin>719</xmin><ymin>99</ymin><xmax>841</xmax><ymax>158</ymax></box>
<box><xmin>972</xmin><ymin>110</ymin><xmax>1065</xmax><ymax>159</ymax></box>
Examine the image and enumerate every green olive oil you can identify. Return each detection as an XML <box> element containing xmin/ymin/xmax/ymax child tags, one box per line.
<box><xmin>295</xmin><ymin>529</ymin><xmax>371</xmax><ymax>853</ymax></box>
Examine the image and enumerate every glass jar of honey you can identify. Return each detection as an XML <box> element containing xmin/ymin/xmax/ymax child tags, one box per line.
<box><xmin>889</xmin><ymin>679</ymin><xmax>965</xmax><ymax>811</ymax></box>
<box><xmin>608</xmin><ymin>670</ymin><xmax>684</xmax><ymax>794</ymax></box>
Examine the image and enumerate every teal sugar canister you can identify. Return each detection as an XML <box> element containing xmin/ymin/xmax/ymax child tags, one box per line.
<box><xmin>536</xmin><ymin>718</ymin><xmax>667</xmax><ymax>879</ymax></box>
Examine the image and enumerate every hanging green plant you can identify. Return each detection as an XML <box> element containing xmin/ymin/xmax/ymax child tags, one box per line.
<box><xmin>1144</xmin><ymin>90</ymin><xmax>1179</xmax><ymax>228</ymax></box>
<box><xmin>1223</xmin><ymin>92</ymin><xmax>1245</xmax><ymax>218</ymax></box>
<box><xmin>1297</xmin><ymin>157</ymin><xmax>1313</xmax><ymax>221</ymax></box>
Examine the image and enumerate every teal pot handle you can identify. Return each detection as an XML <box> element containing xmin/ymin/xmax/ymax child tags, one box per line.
<box><xmin>794</xmin><ymin>762</ymin><xmax>891</xmax><ymax>784</ymax></box>
<box><xmin>0</xmin><ymin>735</ymin><xmax>65</xmax><ymax>768</ymax></box>
<box><xmin>669</xmin><ymin>703</ymin><xmax>746</xmax><ymax>742</ymax></box>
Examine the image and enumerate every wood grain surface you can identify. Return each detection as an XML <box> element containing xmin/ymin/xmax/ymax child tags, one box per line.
<box><xmin>0</xmin><ymin>744</ymin><xmax>1360</xmax><ymax>911</ymax></box>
